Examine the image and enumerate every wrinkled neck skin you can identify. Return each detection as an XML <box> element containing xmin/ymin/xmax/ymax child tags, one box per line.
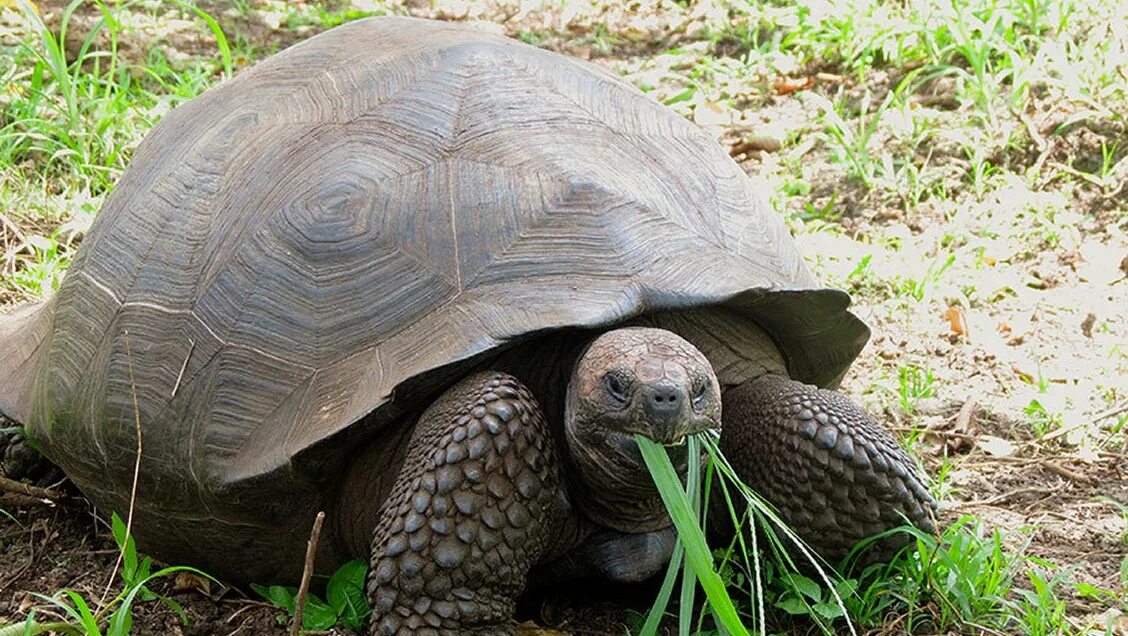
<box><xmin>563</xmin><ymin>374</ymin><xmax>674</xmax><ymax>534</ymax></box>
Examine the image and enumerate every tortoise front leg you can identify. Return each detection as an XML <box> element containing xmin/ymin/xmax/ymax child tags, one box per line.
<box><xmin>366</xmin><ymin>371</ymin><xmax>560</xmax><ymax>635</ymax></box>
<box><xmin>719</xmin><ymin>375</ymin><xmax>936</xmax><ymax>562</ymax></box>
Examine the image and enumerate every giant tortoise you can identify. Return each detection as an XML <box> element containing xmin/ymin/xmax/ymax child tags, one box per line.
<box><xmin>0</xmin><ymin>16</ymin><xmax>934</xmax><ymax>635</ymax></box>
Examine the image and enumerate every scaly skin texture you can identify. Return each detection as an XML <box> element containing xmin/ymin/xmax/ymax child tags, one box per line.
<box><xmin>720</xmin><ymin>375</ymin><xmax>936</xmax><ymax>561</ymax></box>
<box><xmin>366</xmin><ymin>372</ymin><xmax>561</xmax><ymax>635</ymax></box>
<box><xmin>0</xmin><ymin>415</ymin><xmax>56</xmax><ymax>484</ymax></box>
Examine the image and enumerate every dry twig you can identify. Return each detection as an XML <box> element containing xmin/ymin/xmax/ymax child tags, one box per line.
<box><xmin>0</xmin><ymin>475</ymin><xmax>64</xmax><ymax>501</ymax></box>
<box><xmin>958</xmin><ymin>484</ymin><xmax>1063</xmax><ymax>507</ymax></box>
<box><xmin>293</xmin><ymin>511</ymin><xmax>326</xmax><ymax>636</ymax></box>
<box><xmin>100</xmin><ymin>330</ymin><xmax>145</xmax><ymax>607</ymax></box>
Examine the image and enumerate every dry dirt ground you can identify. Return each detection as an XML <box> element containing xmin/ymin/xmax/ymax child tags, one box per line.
<box><xmin>0</xmin><ymin>0</ymin><xmax>1125</xmax><ymax>634</ymax></box>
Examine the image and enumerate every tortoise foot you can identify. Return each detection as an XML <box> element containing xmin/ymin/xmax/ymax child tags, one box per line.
<box><xmin>366</xmin><ymin>372</ymin><xmax>560</xmax><ymax>635</ymax></box>
<box><xmin>720</xmin><ymin>375</ymin><xmax>936</xmax><ymax>563</ymax></box>
<box><xmin>1</xmin><ymin>417</ymin><xmax>57</xmax><ymax>483</ymax></box>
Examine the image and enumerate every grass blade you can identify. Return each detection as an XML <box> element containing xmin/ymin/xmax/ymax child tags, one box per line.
<box><xmin>636</xmin><ymin>434</ymin><xmax>748</xmax><ymax>636</ymax></box>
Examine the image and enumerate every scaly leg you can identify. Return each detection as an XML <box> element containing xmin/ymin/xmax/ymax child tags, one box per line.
<box><xmin>1</xmin><ymin>415</ymin><xmax>56</xmax><ymax>484</ymax></box>
<box><xmin>720</xmin><ymin>375</ymin><xmax>935</xmax><ymax>562</ymax></box>
<box><xmin>366</xmin><ymin>371</ymin><xmax>561</xmax><ymax>635</ymax></box>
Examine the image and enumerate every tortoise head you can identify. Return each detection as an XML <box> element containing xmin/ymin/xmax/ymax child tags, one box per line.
<box><xmin>563</xmin><ymin>327</ymin><xmax>721</xmax><ymax>532</ymax></box>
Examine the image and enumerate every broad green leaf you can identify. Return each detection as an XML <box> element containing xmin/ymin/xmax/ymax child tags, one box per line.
<box><xmin>251</xmin><ymin>583</ymin><xmax>297</xmax><ymax>614</ymax></box>
<box><xmin>784</xmin><ymin>573</ymin><xmax>822</xmax><ymax>601</ymax></box>
<box><xmin>301</xmin><ymin>595</ymin><xmax>337</xmax><ymax>630</ymax></box>
<box><xmin>327</xmin><ymin>559</ymin><xmax>370</xmax><ymax>629</ymax></box>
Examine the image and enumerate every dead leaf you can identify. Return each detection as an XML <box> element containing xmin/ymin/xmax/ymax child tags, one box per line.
<box><xmin>978</xmin><ymin>435</ymin><xmax>1017</xmax><ymax>457</ymax></box>
<box><xmin>692</xmin><ymin>99</ymin><xmax>727</xmax><ymax>129</ymax></box>
<box><xmin>729</xmin><ymin>135</ymin><xmax>782</xmax><ymax>157</ymax></box>
<box><xmin>943</xmin><ymin>305</ymin><xmax>969</xmax><ymax>337</ymax></box>
<box><xmin>1011</xmin><ymin>364</ymin><xmax>1035</xmax><ymax>383</ymax></box>
<box><xmin>947</xmin><ymin>398</ymin><xmax>979</xmax><ymax>454</ymax></box>
<box><xmin>173</xmin><ymin>571</ymin><xmax>212</xmax><ymax>596</ymax></box>
<box><xmin>773</xmin><ymin>76</ymin><xmax>816</xmax><ymax>95</ymax></box>
<box><xmin>1081</xmin><ymin>313</ymin><xmax>1096</xmax><ymax>337</ymax></box>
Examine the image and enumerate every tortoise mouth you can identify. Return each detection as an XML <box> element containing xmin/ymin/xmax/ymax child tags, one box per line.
<box><xmin>608</xmin><ymin>417</ymin><xmax>718</xmax><ymax>447</ymax></box>
<box><xmin>604</xmin><ymin>423</ymin><xmax>711</xmax><ymax>467</ymax></box>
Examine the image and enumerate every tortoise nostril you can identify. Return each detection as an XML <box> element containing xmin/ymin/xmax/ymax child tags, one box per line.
<box><xmin>644</xmin><ymin>382</ymin><xmax>684</xmax><ymax>414</ymax></box>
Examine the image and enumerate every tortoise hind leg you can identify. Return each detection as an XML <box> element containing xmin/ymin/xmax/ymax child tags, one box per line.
<box><xmin>719</xmin><ymin>375</ymin><xmax>936</xmax><ymax>563</ymax></box>
<box><xmin>366</xmin><ymin>371</ymin><xmax>561</xmax><ymax>635</ymax></box>
<box><xmin>1</xmin><ymin>416</ymin><xmax>57</xmax><ymax>485</ymax></box>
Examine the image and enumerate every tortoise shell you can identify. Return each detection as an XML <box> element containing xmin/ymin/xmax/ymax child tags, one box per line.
<box><xmin>0</xmin><ymin>17</ymin><xmax>867</xmax><ymax>576</ymax></box>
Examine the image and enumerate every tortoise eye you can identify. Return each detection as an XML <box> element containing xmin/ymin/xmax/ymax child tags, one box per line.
<box><xmin>691</xmin><ymin>380</ymin><xmax>708</xmax><ymax>410</ymax></box>
<box><xmin>603</xmin><ymin>373</ymin><xmax>629</xmax><ymax>405</ymax></box>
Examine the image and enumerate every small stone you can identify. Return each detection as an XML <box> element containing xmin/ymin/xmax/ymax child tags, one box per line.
<box><xmin>414</xmin><ymin>597</ymin><xmax>432</xmax><ymax>615</ymax></box>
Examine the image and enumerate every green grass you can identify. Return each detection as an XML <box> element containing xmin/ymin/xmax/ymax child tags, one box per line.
<box><xmin>0</xmin><ymin>513</ymin><xmax>213</xmax><ymax>636</ymax></box>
